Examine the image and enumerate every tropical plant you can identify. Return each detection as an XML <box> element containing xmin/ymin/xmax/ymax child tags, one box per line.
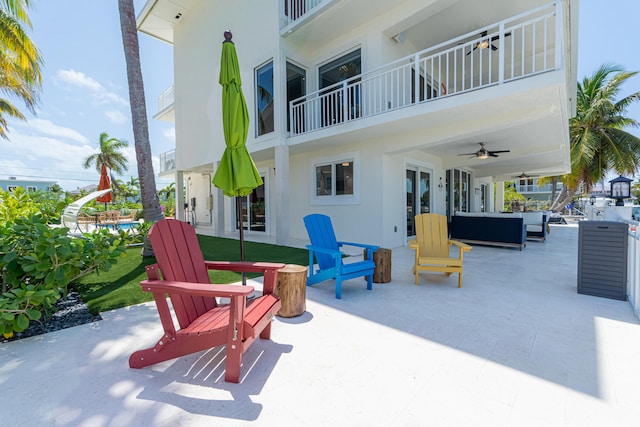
<box><xmin>118</xmin><ymin>0</ymin><xmax>164</xmax><ymax>257</ymax></box>
<box><xmin>0</xmin><ymin>187</ymin><xmax>65</xmax><ymax>223</ymax></box>
<box><xmin>551</xmin><ymin>64</ymin><xmax>640</xmax><ymax>210</ymax></box>
<box><xmin>0</xmin><ymin>215</ymin><xmax>126</xmax><ymax>338</ymax></box>
<box><xmin>158</xmin><ymin>182</ymin><xmax>175</xmax><ymax>201</ymax></box>
<box><xmin>503</xmin><ymin>182</ymin><xmax>526</xmax><ymax>211</ymax></box>
<box><xmin>124</xmin><ymin>176</ymin><xmax>140</xmax><ymax>202</ymax></box>
<box><xmin>0</xmin><ymin>0</ymin><xmax>43</xmax><ymax>139</ymax></box>
<box><xmin>158</xmin><ymin>182</ymin><xmax>176</xmax><ymax>217</ymax></box>
<box><xmin>82</xmin><ymin>132</ymin><xmax>129</xmax><ymax>189</ymax></box>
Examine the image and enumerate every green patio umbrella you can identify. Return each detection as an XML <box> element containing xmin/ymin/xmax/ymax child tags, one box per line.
<box><xmin>212</xmin><ymin>30</ymin><xmax>263</xmax><ymax>283</ymax></box>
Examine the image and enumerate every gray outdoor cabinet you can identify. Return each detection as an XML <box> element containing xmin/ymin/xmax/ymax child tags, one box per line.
<box><xmin>578</xmin><ymin>221</ymin><xmax>628</xmax><ymax>301</ymax></box>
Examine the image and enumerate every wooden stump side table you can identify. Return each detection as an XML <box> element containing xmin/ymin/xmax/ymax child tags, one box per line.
<box><xmin>364</xmin><ymin>248</ymin><xmax>392</xmax><ymax>283</ymax></box>
<box><xmin>275</xmin><ymin>264</ymin><xmax>307</xmax><ymax>317</ymax></box>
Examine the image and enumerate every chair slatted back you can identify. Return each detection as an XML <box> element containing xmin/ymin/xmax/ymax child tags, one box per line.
<box><xmin>415</xmin><ymin>214</ymin><xmax>449</xmax><ymax>258</ymax></box>
<box><xmin>303</xmin><ymin>214</ymin><xmax>340</xmax><ymax>270</ymax></box>
<box><xmin>149</xmin><ymin>219</ymin><xmax>218</xmax><ymax>329</ymax></box>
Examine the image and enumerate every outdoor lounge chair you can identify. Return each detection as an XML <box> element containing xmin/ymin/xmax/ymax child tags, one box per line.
<box><xmin>76</xmin><ymin>212</ymin><xmax>96</xmax><ymax>232</ymax></box>
<box><xmin>128</xmin><ymin>218</ymin><xmax>284</xmax><ymax>383</ymax></box>
<box><xmin>303</xmin><ymin>213</ymin><xmax>379</xmax><ymax>299</ymax></box>
<box><xmin>409</xmin><ymin>213</ymin><xmax>472</xmax><ymax>287</ymax></box>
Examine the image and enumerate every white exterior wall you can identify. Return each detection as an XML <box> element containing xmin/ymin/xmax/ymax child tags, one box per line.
<box><xmin>172</xmin><ymin>0</ymin><xmax>282</xmax><ymax>235</ymax></box>
<box><xmin>151</xmin><ymin>0</ymin><xmax>575</xmax><ymax>245</ymax></box>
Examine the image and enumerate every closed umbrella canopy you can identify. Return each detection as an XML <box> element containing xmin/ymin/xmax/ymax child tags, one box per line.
<box><xmin>96</xmin><ymin>164</ymin><xmax>113</xmax><ymax>204</ymax></box>
<box><xmin>212</xmin><ymin>31</ymin><xmax>263</xmax><ymax>197</ymax></box>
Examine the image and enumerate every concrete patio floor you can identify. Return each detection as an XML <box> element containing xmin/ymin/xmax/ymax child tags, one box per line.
<box><xmin>3</xmin><ymin>224</ymin><xmax>640</xmax><ymax>426</ymax></box>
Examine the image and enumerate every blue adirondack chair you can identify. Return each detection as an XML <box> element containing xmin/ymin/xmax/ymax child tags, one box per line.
<box><xmin>303</xmin><ymin>214</ymin><xmax>379</xmax><ymax>299</ymax></box>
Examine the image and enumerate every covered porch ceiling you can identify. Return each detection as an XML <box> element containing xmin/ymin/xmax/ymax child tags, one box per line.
<box><xmin>287</xmin><ymin>71</ymin><xmax>571</xmax><ymax>182</ymax></box>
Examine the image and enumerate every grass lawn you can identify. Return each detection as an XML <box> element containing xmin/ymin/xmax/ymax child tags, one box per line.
<box><xmin>74</xmin><ymin>235</ymin><xmax>308</xmax><ymax>315</ymax></box>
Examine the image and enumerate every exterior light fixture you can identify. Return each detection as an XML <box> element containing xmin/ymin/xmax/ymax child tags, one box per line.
<box><xmin>589</xmin><ymin>195</ymin><xmax>596</xmax><ymax>205</ymax></box>
<box><xmin>609</xmin><ymin>175</ymin><xmax>632</xmax><ymax>207</ymax></box>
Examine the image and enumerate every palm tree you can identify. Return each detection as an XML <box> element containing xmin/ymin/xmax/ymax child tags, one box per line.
<box><xmin>118</xmin><ymin>0</ymin><xmax>163</xmax><ymax>256</ymax></box>
<box><xmin>125</xmin><ymin>176</ymin><xmax>140</xmax><ymax>202</ymax></box>
<box><xmin>82</xmin><ymin>132</ymin><xmax>129</xmax><ymax>187</ymax></box>
<box><xmin>551</xmin><ymin>64</ymin><xmax>640</xmax><ymax>210</ymax></box>
<box><xmin>0</xmin><ymin>0</ymin><xmax>43</xmax><ymax>139</ymax></box>
<box><xmin>158</xmin><ymin>182</ymin><xmax>175</xmax><ymax>201</ymax></box>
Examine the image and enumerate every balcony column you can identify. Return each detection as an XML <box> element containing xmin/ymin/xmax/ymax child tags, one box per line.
<box><xmin>495</xmin><ymin>182</ymin><xmax>505</xmax><ymax>212</ymax></box>
<box><xmin>176</xmin><ymin>170</ymin><xmax>185</xmax><ymax>222</ymax></box>
<box><xmin>555</xmin><ymin>0</ymin><xmax>564</xmax><ymax>71</ymax></box>
<box><xmin>498</xmin><ymin>23</ymin><xmax>505</xmax><ymax>84</ymax></box>
<box><xmin>275</xmin><ymin>144</ymin><xmax>290</xmax><ymax>245</ymax></box>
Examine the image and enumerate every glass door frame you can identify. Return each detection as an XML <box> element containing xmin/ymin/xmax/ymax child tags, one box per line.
<box><xmin>405</xmin><ymin>163</ymin><xmax>433</xmax><ymax>240</ymax></box>
<box><xmin>234</xmin><ymin>168</ymin><xmax>269</xmax><ymax>234</ymax></box>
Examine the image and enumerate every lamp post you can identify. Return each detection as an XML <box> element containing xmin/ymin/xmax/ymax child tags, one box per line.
<box><xmin>609</xmin><ymin>175</ymin><xmax>632</xmax><ymax>207</ymax></box>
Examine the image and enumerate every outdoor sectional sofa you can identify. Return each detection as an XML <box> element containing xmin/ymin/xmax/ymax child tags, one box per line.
<box><xmin>450</xmin><ymin>212</ymin><xmax>527</xmax><ymax>250</ymax></box>
<box><xmin>521</xmin><ymin>211</ymin><xmax>548</xmax><ymax>242</ymax></box>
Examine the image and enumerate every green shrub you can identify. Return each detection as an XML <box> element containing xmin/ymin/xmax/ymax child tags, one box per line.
<box><xmin>0</xmin><ymin>215</ymin><xmax>127</xmax><ymax>338</ymax></box>
<box><xmin>0</xmin><ymin>187</ymin><xmax>67</xmax><ymax>224</ymax></box>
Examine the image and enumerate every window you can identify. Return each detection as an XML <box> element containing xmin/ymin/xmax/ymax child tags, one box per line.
<box><xmin>311</xmin><ymin>153</ymin><xmax>359</xmax><ymax>205</ymax></box>
<box><xmin>446</xmin><ymin>168</ymin><xmax>471</xmax><ymax>219</ymax></box>
<box><xmin>316</xmin><ymin>161</ymin><xmax>353</xmax><ymax>197</ymax></box>
<box><xmin>286</xmin><ymin>61</ymin><xmax>306</xmax><ymax>132</ymax></box>
<box><xmin>255</xmin><ymin>61</ymin><xmax>274</xmax><ymax>136</ymax></box>
<box><xmin>7</xmin><ymin>186</ymin><xmax>17</xmax><ymax>192</ymax></box>
<box><xmin>27</xmin><ymin>186</ymin><xmax>37</xmax><ymax>192</ymax></box>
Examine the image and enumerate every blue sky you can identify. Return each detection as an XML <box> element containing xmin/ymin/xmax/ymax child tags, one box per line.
<box><xmin>1</xmin><ymin>0</ymin><xmax>639</xmax><ymax>191</ymax></box>
<box><xmin>2</xmin><ymin>0</ymin><xmax>174</xmax><ymax>191</ymax></box>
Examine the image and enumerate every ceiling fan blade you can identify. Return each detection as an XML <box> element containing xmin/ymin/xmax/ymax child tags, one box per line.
<box><xmin>490</xmin><ymin>32</ymin><xmax>512</xmax><ymax>42</ymax></box>
<box><xmin>488</xmin><ymin>150</ymin><xmax>510</xmax><ymax>154</ymax></box>
<box><xmin>457</xmin><ymin>152</ymin><xmax>477</xmax><ymax>156</ymax></box>
<box><xmin>491</xmin><ymin>44</ymin><xmax>498</xmax><ymax>51</ymax></box>
<box><xmin>489</xmin><ymin>153</ymin><xmax>499</xmax><ymax>157</ymax></box>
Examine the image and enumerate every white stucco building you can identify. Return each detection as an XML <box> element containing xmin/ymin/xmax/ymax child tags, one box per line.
<box><xmin>137</xmin><ymin>0</ymin><xmax>578</xmax><ymax>248</ymax></box>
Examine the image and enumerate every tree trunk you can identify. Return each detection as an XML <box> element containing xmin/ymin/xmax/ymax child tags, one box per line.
<box><xmin>118</xmin><ymin>0</ymin><xmax>164</xmax><ymax>256</ymax></box>
<box><xmin>551</xmin><ymin>184</ymin><xmax>577</xmax><ymax>213</ymax></box>
<box><xmin>550</xmin><ymin>176</ymin><xmax>558</xmax><ymax>206</ymax></box>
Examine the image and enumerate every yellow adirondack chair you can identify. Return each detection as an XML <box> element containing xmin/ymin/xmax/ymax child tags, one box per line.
<box><xmin>409</xmin><ymin>214</ymin><xmax>472</xmax><ymax>287</ymax></box>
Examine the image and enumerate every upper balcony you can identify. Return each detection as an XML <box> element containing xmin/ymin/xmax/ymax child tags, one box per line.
<box><xmin>280</xmin><ymin>0</ymin><xmax>332</xmax><ymax>36</ymax></box>
<box><xmin>289</xmin><ymin>3</ymin><xmax>561</xmax><ymax>137</ymax></box>
<box><xmin>154</xmin><ymin>85</ymin><xmax>175</xmax><ymax>123</ymax></box>
<box><xmin>516</xmin><ymin>182</ymin><xmax>563</xmax><ymax>193</ymax></box>
<box><xmin>158</xmin><ymin>149</ymin><xmax>176</xmax><ymax>176</ymax></box>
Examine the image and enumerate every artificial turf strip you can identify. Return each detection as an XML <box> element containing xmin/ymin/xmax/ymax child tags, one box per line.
<box><xmin>74</xmin><ymin>235</ymin><xmax>308</xmax><ymax>315</ymax></box>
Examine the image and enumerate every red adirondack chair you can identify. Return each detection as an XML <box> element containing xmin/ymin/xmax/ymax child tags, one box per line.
<box><xmin>128</xmin><ymin>219</ymin><xmax>284</xmax><ymax>383</ymax></box>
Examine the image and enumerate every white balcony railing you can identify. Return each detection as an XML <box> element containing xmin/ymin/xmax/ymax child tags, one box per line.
<box><xmin>282</xmin><ymin>0</ymin><xmax>327</xmax><ymax>26</ymax></box>
<box><xmin>159</xmin><ymin>149</ymin><xmax>176</xmax><ymax>174</ymax></box>
<box><xmin>290</xmin><ymin>2</ymin><xmax>561</xmax><ymax>136</ymax></box>
<box><xmin>517</xmin><ymin>183</ymin><xmax>563</xmax><ymax>193</ymax></box>
<box><xmin>158</xmin><ymin>85</ymin><xmax>175</xmax><ymax>113</ymax></box>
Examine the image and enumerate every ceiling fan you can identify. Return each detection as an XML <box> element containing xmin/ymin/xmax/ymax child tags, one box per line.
<box><xmin>458</xmin><ymin>142</ymin><xmax>510</xmax><ymax>159</ymax></box>
<box><xmin>466</xmin><ymin>30</ymin><xmax>512</xmax><ymax>55</ymax></box>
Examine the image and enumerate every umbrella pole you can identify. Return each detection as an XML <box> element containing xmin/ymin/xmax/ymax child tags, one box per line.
<box><xmin>236</xmin><ymin>196</ymin><xmax>247</xmax><ymax>285</ymax></box>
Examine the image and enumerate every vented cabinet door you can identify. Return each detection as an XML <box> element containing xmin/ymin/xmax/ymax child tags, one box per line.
<box><xmin>578</xmin><ymin>221</ymin><xmax>628</xmax><ymax>301</ymax></box>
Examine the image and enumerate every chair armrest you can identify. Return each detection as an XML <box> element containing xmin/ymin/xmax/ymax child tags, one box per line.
<box><xmin>337</xmin><ymin>241</ymin><xmax>380</xmax><ymax>251</ymax></box>
<box><xmin>140</xmin><ymin>279</ymin><xmax>255</xmax><ymax>298</ymax></box>
<box><xmin>449</xmin><ymin>240</ymin><xmax>472</xmax><ymax>251</ymax></box>
<box><xmin>306</xmin><ymin>245</ymin><xmax>343</xmax><ymax>258</ymax></box>
<box><xmin>204</xmin><ymin>261</ymin><xmax>285</xmax><ymax>274</ymax></box>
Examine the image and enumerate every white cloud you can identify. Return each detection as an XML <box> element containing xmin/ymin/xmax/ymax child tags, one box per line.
<box><xmin>105</xmin><ymin>109</ymin><xmax>128</xmax><ymax>124</ymax></box>
<box><xmin>55</xmin><ymin>69</ymin><xmax>129</xmax><ymax>107</ymax></box>
<box><xmin>22</xmin><ymin>118</ymin><xmax>89</xmax><ymax>144</ymax></box>
<box><xmin>162</xmin><ymin>127</ymin><xmax>176</xmax><ymax>140</ymax></box>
